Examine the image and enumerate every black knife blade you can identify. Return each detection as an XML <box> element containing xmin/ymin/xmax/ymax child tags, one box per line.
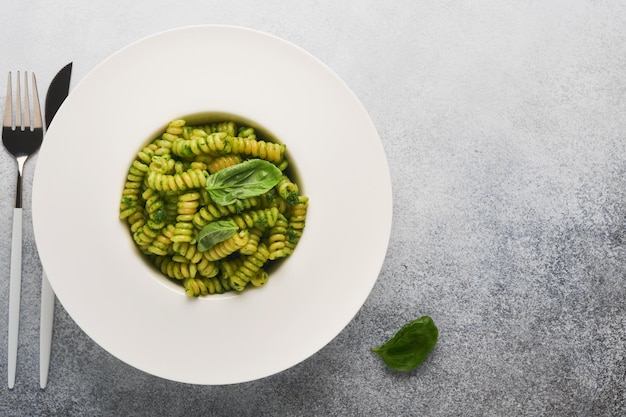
<box><xmin>45</xmin><ymin>62</ymin><xmax>72</xmax><ymax>128</ymax></box>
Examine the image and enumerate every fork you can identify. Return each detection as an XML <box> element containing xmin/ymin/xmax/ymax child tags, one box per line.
<box><xmin>2</xmin><ymin>71</ymin><xmax>44</xmax><ymax>389</ymax></box>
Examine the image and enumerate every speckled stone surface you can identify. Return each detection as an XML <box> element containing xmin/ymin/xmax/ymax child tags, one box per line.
<box><xmin>1</xmin><ymin>1</ymin><xmax>626</xmax><ymax>416</ymax></box>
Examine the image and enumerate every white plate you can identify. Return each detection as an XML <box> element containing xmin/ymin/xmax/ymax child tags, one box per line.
<box><xmin>33</xmin><ymin>25</ymin><xmax>392</xmax><ymax>385</ymax></box>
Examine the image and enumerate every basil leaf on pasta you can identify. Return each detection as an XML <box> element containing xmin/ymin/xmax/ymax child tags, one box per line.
<box><xmin>205</xmin><ymin>159</ymin><xmax>282</xmax><ymax>206</ymax></box>
<box><xmin>197</xmin><ymin>220</ymin><xmax>239</xmax><ymax>252</ymax></box>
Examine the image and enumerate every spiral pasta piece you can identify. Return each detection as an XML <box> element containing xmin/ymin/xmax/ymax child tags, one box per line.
<box><xmin>207</xmin><ymin>154</ymin><xmax>242</xmax><ymax>174</ymax></box>
<box><xmin>229</xmin><ymin>207</ymin><xmax>280</xmax><ymax>230</ymax></box>
<box><xmin>166</xmin><ymin>119</ymin><xmax>186</xmax><ymax>134</ymax></box>
<box><xmin>143</xmin><ymin>188</ymin><xmax>166</xmax><ymax>227</ymax></box>
<box><xmin>172</xmin><ymin>241</ymin><xmax>204</xmax><ymax>263</ymax></box>
<box><xmin>240</xmin><ymin>227</ymin><xmax>263</xmax><ymax>256</ymax></box>
<box><xmin>201</xmin><ymin>121</ymin><xmax>237</xmax><ymax>136</ymax></box>
<box><xmin>119</xmin><ymin>194</ymin><xmax>141</xmax><ymax>220</ymax></box>
<box><xmin>250</xmin><ymin>269</ymin><xmax>269</xmax><ymax>287</ymax></box>
<box><xmin>154</xmin><ymin>256</ymin><xmax>197</xmax><ymax>280</ymax></box>
<box><xmin>286</xmin><ymin>196</ymin><xmax>308</xmax><ymax>250</ymax></box>
<box><xmin>230</xmin><ymin>244</ymin><xmax>270</xmax><ymax>291</ymax></box>
<box><xmin>220</xmin><ymin>258</ymin><xmax>243</xmax><ymax>282</ymax></box>
<box><xmin>288</xmin><ymin>196</ymin><xmax>308</xmax><ymax>232</ymax></box>
<box><xmin>183</xmin><ymin>276</ymin><xmax>233</xmax><ymax>297</ymax></box>
<box><xmin>171</xmin><ymin>131</ymin><xmax>230</xmax><ymax>158</ymax></box>
<box><xmin>162</xmin><ymin>191</ymin><xmax>180</xmax><ymax>222</ymax></box>
<box><xmin>192</xmin><ymin>196</ymin><xmax>261</xmax><ymax>229</ymax></box>
<box><xmin>120</xmin><ymin>158</ymin><xmax>150</xmax><ymax>219</ymax></box>
<box><xmin>145</xmin><ymin>168</ymin><xmax>207</xmax><ymax>192</ymax></box>
<box><xmin>176</xmin><ymin>191</ymin><xmax>201</xmax><ymax>222</ymax></box>
<box><xmin>136</xmin><ymin>143</ymin><xmax>157</xmax><ymax>165</ymax></box>
<box><xmin>183</xmin><ymin>277</ymin><xmax>208</xmax><ymax>297</ymax></box>
<box><xmin>189</xmin><ymin>161</ymin><xmax>209</xmax><ymax>171</ymax></box>
<box><xmin>259</xmin><ymin>189</ymin><xmax>291</xmax><ymax>215</ymax></box>
<box><xmin>127</xmin><ymin>210</ymin><xmax>146</xmax><ymax>234</ymax></box>
<box><xmin>204</xmin><ymin>230</ymin><xmax>250</xmax><ymax>261</ymax></box>
<box><xmin>127</xmin><ymin>158</ymin><xmax>151</xmax><ymax>184</ymax></box>
<box><xmin>193</xmin><ymin>154</ymin><xmax>214</xmax><ymax>168</ymax></box>
<box><xmin>153</xmin><ymin>138</ymin><xmax>173</xmax><ymax>156</ymax></box>
<box><xmin>133</xmin><ymin>223</ymin><xmax>160</xmax><ymax>251</ymax></box>
<box><xmin>147</xmin><ymin>224</ymin><xmax>176</xmax><ymax>256</ymax></box>
<box><xmin>171</xmin><ymin>241</ymin><xmax>220</xmax><ymax>277</ymax></box>
<box><xmin>277</xmin><ymin>175</ymin><xmax>300</xmax><ymax>205</ymax></box>
<box><xmin>268</xmin><ymin>214</ymin><xmax>291</xmax><ymax>260</ymax></box>
<box><xmin>228</xmin><ymin>136</ymin><xmax>286</xmax><ymax>164</ymax></box>
<box><xmin>171</xmin><ymin>222</ymin><xmax>195</xmax><ymax>243</ymax></box>
<box><xmin>238</xmin><ymin>126</ymin><xmax>256</xmax><ymax>138</ymax></box>
<box><xmin>197</xmin><ymin>254</ymin><xmax>220</xmax><ymax>278</ymax></box>
<box><xmin>149</xmin><ymin>154</ymin><xmax>174</xmax><ymax>173</ymax></box>
<box><xmin>192</xmin><ymin>204</ymin><xmax>232</xmax><ymax>228</ymax></box>
<box><xmin>128</xmin><ymin>190</ymin><xmax>166</xmax><ymax>251</ymax></box>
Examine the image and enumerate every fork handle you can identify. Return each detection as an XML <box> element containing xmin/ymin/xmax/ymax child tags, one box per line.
<box><xmin>7</xmin><ymin>207</ymin><xmax>22</xmax><ymax>389</ymax></box>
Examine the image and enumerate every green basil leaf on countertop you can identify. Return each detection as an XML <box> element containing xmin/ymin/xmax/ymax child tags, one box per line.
<box><xmin>205</xmin><ymin>159</ymin><xmax>282</xmax><ymax>206</ymax></box>
<box><xmin>371</xmin><ymin>315</ymin><xmax>438</xmax><ymax>372</ymax></box>
<box><xmin>197</xmin><ymin>220</ymin><xmax>239</xmax><ymax>252</ymax></box>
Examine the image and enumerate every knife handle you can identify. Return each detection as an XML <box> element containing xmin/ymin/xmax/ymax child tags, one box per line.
<box><xmin>7</xmin><ymin>207</ymin><xmax>22</xmax><ymax>389</ymax></box>
<box><xmin>40</xmin><ymin>269</ymin><xmax>55</xmax><ymax>389</ymax></box>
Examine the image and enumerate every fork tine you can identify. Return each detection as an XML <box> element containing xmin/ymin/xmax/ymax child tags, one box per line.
<box><xmin>3</xmin><ymin>72</ymin><xmax>11</xmax><ymax>127</ymax></box>
<box><xmin>15</xmin><ymin>71</ymin><xmax>21</xmax><ymax>129</ymax></box>
<box><xmin>24</xmin><ymin>72</ymin><xmax>30</xmax><ymax>129</ymax></box>
<box><xmin>31</xmin><ymin>73</ymin><xmax>42</xmax><ymax>129</ymax></box>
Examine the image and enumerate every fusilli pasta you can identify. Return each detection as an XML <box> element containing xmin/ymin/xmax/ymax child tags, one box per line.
<box><xmin>119</xmin><ymin>118</ymin><xmax>308</xmax><ymax>297</ymax></box>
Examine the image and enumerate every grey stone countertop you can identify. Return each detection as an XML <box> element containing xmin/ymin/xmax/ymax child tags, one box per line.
<box><xmin>1</xmin><ymin>1</ymin><xmax>625</xmax><ymax>416</ymax></box>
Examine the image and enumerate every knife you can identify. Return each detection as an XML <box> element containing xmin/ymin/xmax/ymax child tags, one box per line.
<box><xmin>40</xmin><ymin>62</ymin><xmax>72</xmax><ymax>389</ymax></box>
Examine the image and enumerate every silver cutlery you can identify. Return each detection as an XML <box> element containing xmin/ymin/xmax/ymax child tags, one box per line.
<box><xmin>2</xmin><ymin>71</ymin><xmax>44</xmax><ymax>389</ymax></box>
<box><xmin>40</xmin><ymin>62</ymin><xmax>72</xmax><ymax>389</ymax></box>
